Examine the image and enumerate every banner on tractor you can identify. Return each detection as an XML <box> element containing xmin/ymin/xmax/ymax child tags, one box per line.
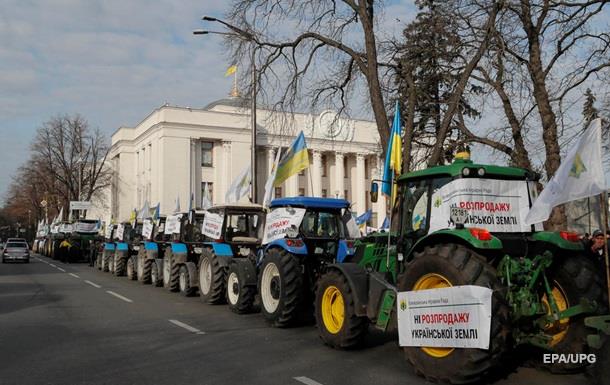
<box><xmin>428</xmin><ymin>178</ymin><xmax>531</xmax><ymax>233</ymax></box>
<box><xmin>397</xmin><ymin>285</ymin><xmax>492</xmax><ymax>349</ymax></box>
<box><xmin>202</xmin><ymin>212</ymin><xmax>224</xmax><ymax>240</ymax></box>
<box><xmin>116</xmin><ymin>224</ymin><xmax>125</xmax><ymax>241</ymax></box>
<box><xmin>262</xmin><ymin>207</ymin><xmax>307</xmax><ymax>244</ymax></box>
<box><xmin>104</xmin><ymin>224</ymin><xmax>112</xmax><ymax>239</ymax></box>
<box><xmin>164</xmin><ymin>214</ymin><xmax>182</xmax><ymax>235</ymax></box>
<box><xmin>141</xmin><ymin>219</ymin><xmax>153</xmax><ymax>240</ymax></box>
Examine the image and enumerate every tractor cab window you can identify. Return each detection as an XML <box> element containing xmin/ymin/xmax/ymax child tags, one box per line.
<box><xmin>402</xmin><ymin>180</ymin><xmax>429</xmax><ymax>233</ymax></box>
<box><xmin>341</xmin><ymin>208</ymin><xmax>361</xmax><ymax>239</ymax></box>
<box><xmin>191</xmin><ymin>214</ymin><xmax>206</xmax><ymax>242</ymax></box>
<box><xmin>225</xmin><ymin>212</ymin><xmax>263</xmax><ymax>243</ymax></box>
<box><xmin>301</xmin><ymin>211</ymin><xmax>345</xmax><ymax>239</ymax></box>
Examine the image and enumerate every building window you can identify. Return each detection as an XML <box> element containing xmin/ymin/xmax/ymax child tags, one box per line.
<box><xmin>322</xmin><ymin>154</ymin><xmax>327</xmax><ymax>177</ymax></box>
<box><xmin>299</xmin><ymin>169</ymin><xmax>305</xmax><ymax>176</ymax></box>
<box><xmin>364</xmin><ymin>158</ymin><xmax>369</xmax><ymax>179</ymax></box>
<box><xmin>322</xmin><ymin>189</ymin><xmax>327</xmax><ymax>198</ymax></box>
<box><xmin>201</xmin><ymin>182</ymin><xmax>213</xmax><ymax>204</ymax></box>
<box><xmin>275</xmin><ymin>187</ymin><xmax>282</xmax><ymax>198</ymax></box>
<box><xmin>299</xmin><ymin>188</ymin><xmax>305</xmax><ymax>197</ymax></box>
<box><xmin>148</xmin><ymin>143</ymin><xmax>152</xmax><ymax>171</ymax></box>
<box><xmin>343</xmin><ymin>156</ymin><xmax>348</xmax><ymax>178</ymax></box>
<box><xmin>201</xmin><ymin>141</ymin><xmax>213</xmax><ymax>167</ymax></box>
<box><xmin>344</xmin><ymin>189</ymin><xmax>349</xmax><ymax>201</ymax></box>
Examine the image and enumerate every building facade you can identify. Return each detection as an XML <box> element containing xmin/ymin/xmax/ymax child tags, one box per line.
<box><xmin>109</xmin><ymin>98</ymin><xmax>387</xmax><ymax>227</ymax></box>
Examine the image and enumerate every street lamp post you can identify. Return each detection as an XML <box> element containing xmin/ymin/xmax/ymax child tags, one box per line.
<box><xmin>194</xmin><ymin>17</ymin><xmax>259</xmax><ymax>203</ymax></box>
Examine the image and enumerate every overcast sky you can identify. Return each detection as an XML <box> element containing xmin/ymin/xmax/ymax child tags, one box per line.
<box><xmin>0</xmin><ymin>0</ymin><xmax>417</xmax><ymax>201</ymax></box>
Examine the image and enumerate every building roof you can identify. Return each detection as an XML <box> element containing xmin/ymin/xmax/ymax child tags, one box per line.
<box><xmin>203</xmin><ymin>97</ymin><xmax>250</xmax><ymax>111</ymax></box>
<box><xmin>270</xmin><ymin>197</ymin><xmax>350</xmax><ymax>209</ymax></box>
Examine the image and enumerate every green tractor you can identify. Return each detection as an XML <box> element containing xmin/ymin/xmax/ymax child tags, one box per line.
<box><xmin>314</xmin><ymin>155</ymin><xmax>605</xmax><ymax>383</ymax></box>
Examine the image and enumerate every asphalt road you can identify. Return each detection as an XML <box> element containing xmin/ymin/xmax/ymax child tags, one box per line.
<box><xmin>0</xmin><ymin>254</ymin><xmax>589</xmax><ymax>385</ymax></box>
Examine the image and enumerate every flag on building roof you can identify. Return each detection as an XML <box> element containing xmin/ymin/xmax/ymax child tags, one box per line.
<box><xmin>226</xmin><ymin>165</ymin><xmax>252</xmax><ymax>203</ymax></box>
<box><xmin>525</xmin><ymin>118</ymin><xmax>607</xmax><ymax>225</ymax></box>
<box><xmin>274</xmin><ymin>131</ymin><xmax>310</xmax><ymax>187</ymax></box>
<box><xmin>225</xmin><ymin>64</ymin><xmax>237</xmax><ymax>77</ymax></box>
<box><xmin>382</xmin><ymin>102</ymin><xmax>402</xmax><ymax>197</ymax></box>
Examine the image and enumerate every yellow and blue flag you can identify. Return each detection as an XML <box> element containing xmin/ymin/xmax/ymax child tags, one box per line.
<box><xmin>274</xmin><ymin>131</ymin><xmax>310</xmax><ymax>187</ymax></box>
<box><xmin>225</xmin><ymin>64</ymin><xmax>237</xmax><ymax>77</ymax></box>
<box><xmin>382</xmin><ymin>102</ymin><xmax>402</xmax><ymax>197</ymax></box>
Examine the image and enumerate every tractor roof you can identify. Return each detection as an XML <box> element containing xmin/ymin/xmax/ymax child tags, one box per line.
<box><xmin>270</xmin><ymin>197</ymin><xmax>350</xmax><ymax>209</ymax></box>
<box><xmin>209</xmin><ymin>203</ymin><xmax>264</xmax><ymax>212</ymax></box>
<box><xmin>398</xmin><ymin>159</ymin><xmax>531</xmax><ymax>182</ymax></box>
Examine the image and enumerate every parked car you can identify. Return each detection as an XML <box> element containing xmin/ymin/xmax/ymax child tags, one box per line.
<box><xmin>2</xmin><ymin>242</ymin><xmax>30</xmax><ymax>263</ymax></box>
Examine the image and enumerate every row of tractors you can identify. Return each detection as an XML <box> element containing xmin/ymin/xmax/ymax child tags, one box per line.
<box><xmin>43</xmin><ymin>157</ymin><xmax>610</xmax><ymax>384</ymax></box>
<box><xmin>33</xmin><ymin>219</ymin><xmax>100</xmax><ymax>264</ymax></box>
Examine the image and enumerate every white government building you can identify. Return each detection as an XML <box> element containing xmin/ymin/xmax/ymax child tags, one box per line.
<box><xmin>109</xmin><ymin>97</ymin><xmax>387</xmax><ymax>227</ymax></box>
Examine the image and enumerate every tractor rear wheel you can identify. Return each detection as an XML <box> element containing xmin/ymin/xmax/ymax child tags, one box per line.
<box><xmin>102</xmin><ymin>252</ymin><xmax>111</xmax><ymax>272</ymax></box>
<box><xmin>139</xmin><ymin>258</ymin><xmax>152</xmax><ymax>284</ymax></box>
<box><xmin>179</xmin><ymin>265</ymin><xmax>196</xmax><ymax>297</ymax></box>
<box><xmin>541</xmin><ymin>255</ymin><xmax>606</xmax><ymax>373</ymax></box>
<box><xmin>399</xmin><ymin>243</ymin><xmax>510</xmax><ymax>384</ymax></box>
<box><xmin>114</xmin><ymin>255</ymin><xmax>126</xmax><ymax>276</ymax></box>
<box><xmin>198</xmin><ymin>250</ymin><xmax>226</xmax><ymax>304</ymax></box>
<box><xmin>226</xmin><ymin>263</ymin><xmax>255</xmax><ymax>314</ymax></box>
<box><xmin>315</xmin><ymin>269</ymin><xmax>368</xmax><ymax>349</ymax></box>
<box><xmin>259</xmin><ymin>248</ymin><xmax>304</xmax><ymax>327</ymax></box>
<box><xmin>126</xmin><ymin>256</ymin><xmax>137</xmax><ymax>280</ymax></box>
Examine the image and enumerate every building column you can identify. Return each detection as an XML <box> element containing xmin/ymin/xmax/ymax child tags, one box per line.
<box><xmin>312</xmin><ymin>150</ymin><xmax>322</xmax><ymax>197</ymax></box>
<box><xmin>374</xmin><ymin>156</ymin><xmax>387</xmax><ymax>227</ymax></box>
<box><xmin>334</xmin><ymin>152</ymin><xmax>344</xmax><ymax>198</ymax></box>
<box><xmin>221</xmin><ymin>141</ymin><xmax>232</xmax><ymax>203</ymax></box>
<box><xmin>356</xmin><ymin>153</ymin><xmax>366</xmax><ymax>215</ymax></box>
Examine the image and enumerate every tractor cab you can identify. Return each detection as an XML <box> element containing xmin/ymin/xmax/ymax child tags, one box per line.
<box><xmin>264</xmin><ymin>197</ymin><xmax>360</xmax><ymax>264</ymax></box>
<box><xmin>203</xmin><ymin>203</ymin><xmax>265</xmax><ymax>254</ymax></box>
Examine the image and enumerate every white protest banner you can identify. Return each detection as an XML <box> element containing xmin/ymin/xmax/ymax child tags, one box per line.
<box><xmin>262</xmin><ymin>207</ymin><xmax>307</xmax><ymax>244</ymax></box>
<box><xmin>397</xmin><ymin>285</ymin><xmax>492</xmax><ymax>349</ymax></box>
<box><xmin>164</xmin><ymin>214</ymin><xmax>182</xmax><ymax>235</ymax></box>
<box><xmin>75</xmin><ymin>221</ymin><xmax>97</xmax><ymax>233</ymax></box>
<box><xmin>59</xmin><ymin>223</ymin><xmax>74</xmax><ymax>234</ymax></box>
<box><xmin>116</xmin><ymin>224</ymin><xmax>125</xmax><ymax>241</ymax></box>
<box><xmin>142</xmin><ymin>219</ymin><xmax>154</xmax><ymax>240</ymax></box>
<box><xmin>202</xmin><ymin>212</ymin><xmax>224</xmax><ymax>240</ymax></box>
<box><xmin>70</xmin><ymin>201</ymin><xmax>93</xmax><ymax>211</ymax></box>
<box><xmin>428</xmin><ymin>178</ymin><xmax>531</xmax><ymax>233</ymax></box>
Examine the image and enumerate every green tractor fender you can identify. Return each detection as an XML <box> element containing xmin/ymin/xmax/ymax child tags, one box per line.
<box><xmin>406</xmin><ymin>228</ymin><xmax>503</xmax><ymax>261</ymax></box>
<box><xmin>531</xmin><ymin>231</ymin><xmax>583</xmax><ymax>251</ymax></box>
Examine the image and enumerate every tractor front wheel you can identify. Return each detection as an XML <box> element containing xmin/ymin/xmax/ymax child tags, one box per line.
<box><xmin>179</xmin><ymin>265</ymin><xmax>196</xmax><ymax>297</ymax></box>
<box><xmin>163</xmin><ymin>251</ymin><xmax>180</xmax><ymax>292</ymax></box>
<box><xmin>126</xmin><ymin>256</ymin><xmax>137</xmax><ymax>280</ymax></box>
<box><xmin>315</xmin><ymin>270</ymin><xmax>368</xmax><ymax>348</ymax></box>
<box><xmin>198</xmin><ymin>250</ymin><xmax>226</xmax><ymax>304</ymax></box>
<box><xmin>226</xmin><ymin>263</ymin><xmax>255</xmax><ymax>314</ymax></box>
<box><xmin>151</xmin><ymin>259</ymin><xmax>163</xmax><ymax>287</ymax></box>
<box><xmin>399</xmin><ymin>243</ymin><xmax>510</xmax><ymax>384</ymax></box>
<box><xmin>259</xmin><ymin>248</ymin><xmax>304</xmax><ymax>327</ymax></box>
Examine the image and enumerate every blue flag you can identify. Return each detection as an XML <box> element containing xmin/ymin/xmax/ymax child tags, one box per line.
<box><xmin>381</xmin><ymin>217</ymin><xmax>390</xmax><ymax>230</ymax></box>
<box><xmin>355</xmin><ymin>209</ymin><xmax>373</xmax><ymax>226</ymax></box>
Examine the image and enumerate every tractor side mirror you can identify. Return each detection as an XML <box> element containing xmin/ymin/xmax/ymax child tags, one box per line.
<box><xmin>370</xmin><ymin>182</ymin><xmax>379</xmax><ymax>203</ymax></box>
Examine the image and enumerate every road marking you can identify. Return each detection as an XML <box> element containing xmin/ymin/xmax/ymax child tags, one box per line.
<box><xmin>49</xmin><ymin>263</ymin><xmax>57</xmax><ymax>268</ymax></box>
<box><xmin>56</xmin><ymin>267</ymin><xmax>66</xmax><ymax>272</ymax></box>
<box><xmin>169</xmin><ymin>319</ymin><xmax>205</xmax><ymax>335</ymax></box>
<box><xmin>85</xmin><ymin>280</ymin><xmax>102</xmax><ymax>288</ymax></box>
<box><xmin>294</xmin><ymin>377</ymin><xmax>324</xmax><ymax>385</ymax></box>
<box><xmin>106</xmin><ymin>291</ymin><xmax>133</xmax><ymax>303</ymax></box>
<box><xmin>69</xmin><ymin>273</ymin><xmax>80</xmax><ymax>278</ymax></box>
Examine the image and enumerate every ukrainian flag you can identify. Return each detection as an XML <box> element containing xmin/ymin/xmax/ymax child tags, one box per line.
<box><xmin>274</xmin><ymin>131</ymin><xmax>310</xmax><ymax>187</ymax></box>
<box><xmin>382</xmin><ymin>101</ymin><xmax>402</xmax><ymax>198</ymax></box>
<box><xmin>225</xmin><ymin>64</ymin><xmax>237</xmax><ymax>77</ymax></box>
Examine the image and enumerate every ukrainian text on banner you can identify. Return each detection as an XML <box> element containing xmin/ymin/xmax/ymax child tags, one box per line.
<box><xmin>428</xmin><ymin>178</ymin><xmax>531</xmax><ymax>233</ymax></box>
<box><xmin>141</xmin><ymin>219</ymin><xmax>153</xmax><ymax>240</ymax></box>
<box><xmin>116</xmin><ymin>224</ymin><xmax>125</xmax><ymax>241</ymax></box>
<box><xmin>104</xmin><ymin>224</ymin><xmax>113</xmax><ymax>239</ymax></box>
<box><xmin>397</xmin><ymin>285</ymin><xmax>492</xmax><ymax>349</ymax></box>
<box><xmin>164</xmin><ymin>214</ymin><xmax>182</xmax><ymax>235</ymax></box>
<box><xmin>202</xmin><ymin>212</ymin><xmax>223</xmax><ymax>240</ymax></box>
<box><xmin>262</xmin><ymin>207</ymin><xmax>306</xmax><ymax>244</ymax></box>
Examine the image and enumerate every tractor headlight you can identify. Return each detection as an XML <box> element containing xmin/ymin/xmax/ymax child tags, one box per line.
<box><xmin>462</xmin><ymin>167</ymin><xmax>471</xmax><ymax>176</ymax></box>
<box><xmin>477</xmin><ymin>168</ymin><xmax>485</xmax><ymax>176</ymax></box>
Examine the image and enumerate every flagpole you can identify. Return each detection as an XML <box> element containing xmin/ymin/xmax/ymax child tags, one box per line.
<box><xmin>386</xmin><ymin>172</ymin><xmax>394</xmax><ymax>270</ymax></box>
<box><xmin>601</xmin><ymin>191</ymin><xmax>610</xmax><ymax>309</ymax></box>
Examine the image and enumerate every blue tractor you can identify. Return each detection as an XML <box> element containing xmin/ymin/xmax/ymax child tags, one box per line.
<box><xmin>99</xmin><ymin>224</ymin><xmax>117</xmax><ymax>272</ymax></box>
<box><xmin>198</xmin><ymin>204</ymin><xmax>265</xmax><ymax>308</ymax></box>
<box><xmin>111</xmin><ymin>221</ymin><xmax>143</xmax><ymax>277</ymax></box>
<box><xmin>132</xmin><ymin>216</ymin><xmax>166</xmax><ymax>285</ymax></box>
<box><xmin>258</xmin><ymin>197</ymin><xmax>361</xmax><ymax>327</ymax></box>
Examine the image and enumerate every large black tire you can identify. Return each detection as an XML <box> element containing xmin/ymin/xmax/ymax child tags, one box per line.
<box><xmin>226</xmin><ymin>263</ymin><xmax>256</xmax><ymax>314</ymax></box>
<box><xmin>114</xmin><ymin>255</ymin><xmax>126</xmax><ymax>276</ymax></box>
<box><xmin>259</xmin><ymin>248</ymin><xmax>304</xmax><ymax>327</ymax></box>
<box><xmin>163</xmin><ymin>251</ymin><xmax>180</xmax><ymax>292</ymax></box>
<box><xmin>315</xmin><ymin>269</ymin><xmax>368</xmax><ymax>349</ymax></box>
<box><xmin>540</xmin><ymin>255</ymin><xmax>606</xmax><ymax>373</ymax></box>
<box><xmin>139</xmin><ymin>258</ymin><xmax>152</xmax><ymax>284</ymax></box>
<box><xmin>198</xmin><ymin>250</ymin><xmax>226</xmax><ymax>304</ymax></box>
<box><xmin>179</xmin><ymin>265</ymin><xmax>197</xmax><ymax>297</ymax></box>
<box><xmin>126</xmin><ymin>256</ymin><xmax>137</xmax><ymax>280</ymax></box>
<box><xmin>151</xmin><ymin>259</ymin><xmax>163</xmax><ymax>287</ymax></box>
<box><xmin>399</xmin><ymin>243</ymin><xmax>511</xmax><ymax>384</ymax></box>
<box><xmin>102</xmin><ymin>252</ymin><xmax>111</xmax><ymax>272</ymax></box>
